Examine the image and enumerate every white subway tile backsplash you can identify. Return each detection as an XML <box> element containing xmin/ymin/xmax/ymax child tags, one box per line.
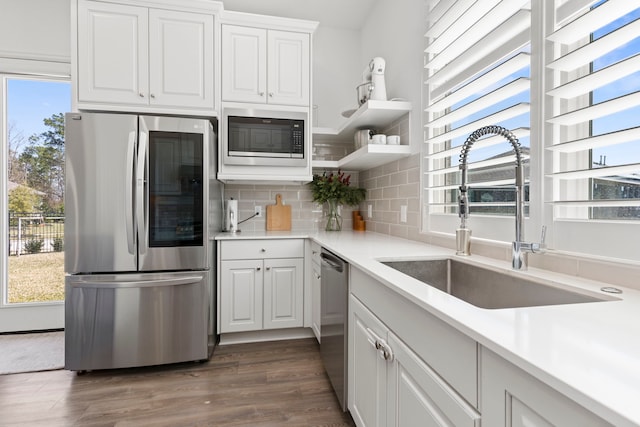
<box><xmin>376</xmin><ymin>175</ymin><xmax>391</xmax><ymax>188</ymax></box>
<box><xmin>375</xmin><ymin>199</ymin><xmax>390</xmax><ymax>212</ymax></box>
<box><xmin>398</xmin><ymin>183</ymin><xmax>418</xmax><ymax>198</ymax></box>
<box><xmin>382</xmin><ymin>161</ymin><xmax>399</xmax><ymax>175</ymax></box>
<box><xmin>390</xmin><ymin>171</ymin><xmax>407</xmax><ymax>186</ymax></box>
<box><xmin>369</xmin><ymin>188</ymin><xmax>384</xmax><ymax>200</ymax></box>
<box><xmin>382</xmin><ymin>186</ymin><xmax>399</xmax><ymax>199</ymax></box>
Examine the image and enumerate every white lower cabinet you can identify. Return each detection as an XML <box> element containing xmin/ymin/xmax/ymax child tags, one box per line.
<box><xmin>349</xmin><ymin>295</ymin><xmax>480</xmax><ymax>427</ymax></box>
<box><xmin>263</xmin><ymin>258</ymin><xmax>304</xmax><ymax>329</ymax></box>
<box><xmin>220</xmin><ymin>259</ymin><xmax>263</xmax><ymax>332</ymax></box>
<box><xmin>219</xmin><ymin>239</ymin><xmax>304</xmax><ymax>333</ymax></box>
<box><xmin>480</xmin><ymin>347</ymin><xmax>613</xmax><ymax>427</ymax></box>
<box><xmin>350</xmin><ymin>295</ymin><xmax>389</xmax><ymax>427</ymax></box>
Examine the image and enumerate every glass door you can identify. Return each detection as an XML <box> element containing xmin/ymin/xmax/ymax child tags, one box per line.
<box><xmin>1</xmin><ymin>75</ymin><xmax>70</xmax><ymax>332</ymax></box>
<box><xmin>148</xmin><ymin>131</ymin><xmax>204</xmax><ymax>247</ymax></box>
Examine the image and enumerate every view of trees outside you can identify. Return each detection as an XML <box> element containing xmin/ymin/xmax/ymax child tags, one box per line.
<box><xmin>8</xmin><ymin>113</ymin><xmax>65</xmax><ymax>214</ymax></box>
<box><xmin>6</xmin><ymin>78</ymin><xmax>69</xmax><ymax>304</ymax></box>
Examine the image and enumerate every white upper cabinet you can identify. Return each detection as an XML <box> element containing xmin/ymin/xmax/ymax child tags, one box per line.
<box><xmin>222</xmin><ymin>24</ymin><xmax>310</xmax><ymax>107</ymax></box>
<box><xmin>148</xmin><ymin>9</ymin><xmax>214</xmax><ymax>109</ymax></box>
<box><xmin>77</xmin><ymin>1</ymin><xmax>148</xmax><ymax>106</ymax></box>
<box><xmin>267</xmin><ymin>30</ymin><xmax>309</xmax><ymax>106</ymax></box>
<box><xmin>221</xmin><ymin>25</ymin><xmax>266</xmax><ymax>104</ymax></box>
<box><xmin>75</xmin><ymin>0</ymin><xmax>217</xmax><ymax>114</ymax></box>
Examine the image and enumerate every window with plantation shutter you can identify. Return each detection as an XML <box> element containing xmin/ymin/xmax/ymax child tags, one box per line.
<box><xmin>421</xmin><ymin>0</ymin><xmax>640</xmax><ymax>261</ymax></box>
<box><xmin>423</xmin><ymin>0</ymin><xmax>532</xmax><ymax>241</ymax></box>
<box><xmin>546</xmin><ymin>0</ymin><xmax>640</xmax><ymax>259</ymax></box>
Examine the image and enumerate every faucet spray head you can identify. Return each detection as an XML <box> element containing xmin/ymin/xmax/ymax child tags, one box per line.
<box><xmin>458</xmin><ymin>188</ymin><xmax>469</xmax><ymax>223</ymax></box>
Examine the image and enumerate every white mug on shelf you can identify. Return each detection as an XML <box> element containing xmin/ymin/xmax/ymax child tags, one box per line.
<box><xmin>386</xmin><ymin>135</ymin><xmax>400</xmax><ymax>145</ymax></box>
<box><xmin>371</xmin><ymin>134</ymin><xmax>386</xmax><ymax>144</ymax></box>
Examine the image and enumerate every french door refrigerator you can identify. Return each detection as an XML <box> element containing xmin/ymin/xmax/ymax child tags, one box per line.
<box><xmin>64</xmin><ymin>112</ymin><xmax>220</xmax><ymax>372</ymax></box>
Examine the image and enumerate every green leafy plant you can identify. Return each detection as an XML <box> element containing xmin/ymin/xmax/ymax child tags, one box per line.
<box><xmin>308</xmin><ymin>170</ymin><xmax>366</xmax><ymax>206</ymax></box>
<box><xmin>24</xmin><ymin>239</ymin><xmax>44</xmax><ymax>254</ymax></box>
<box><xmin>53</xmin><ymin>237</ymin><xmax>64</xmax><ymax>252</ymax></box>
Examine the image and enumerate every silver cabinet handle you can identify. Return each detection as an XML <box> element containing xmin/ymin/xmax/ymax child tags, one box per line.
<box><xmin>377</xmin><ymin>339</ymin><xmax>394</xmax><ymax>362</ymax></box>
<box><xmin>259</xmin><ymin>92</ymin><xmax>265</xmax><ymax>96</ymax></box>
<box><xmin>256</xmin><ymin>267</ymin><xmax>261</xmax><ymax>271</ymax></box>
<box><xmin>366</xmin><ymin>328</ymin><xmax>394</xmax><ymax>363</ymax></box>
<box><xmin>139</xmin><ymin>93</ymin><xmax>144</xmax><ymax>97</ymax></box>
<box><xmin>266</xmin><ymin>267</ymin><xmax>271</xmax><ymax>271</ymax></box>
<box><xmin>269</xmin><ymin>92</ymin><xmax>274</xmax><ymax>97</ymax></box>
<box><xmin>260</xmin><ymin>248</ymin><xmax>266</xmax><ymax>252</ymax></box>
<box><xmin>150</xmin><ymin>94</ymin><xmax>155</xmax><ymax>99</ymax></box>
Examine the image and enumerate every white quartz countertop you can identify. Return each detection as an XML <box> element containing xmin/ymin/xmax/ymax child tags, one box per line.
<box><xmin>214</xmin><ymin>230</ymin><xmax>640</xmax><ymax>426</ymax></box>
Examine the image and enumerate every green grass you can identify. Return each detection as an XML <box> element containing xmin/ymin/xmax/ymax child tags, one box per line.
<box><xmin>7</xmin><ymin>252</ymin><xmax>65</xmax><ymax>303</ymax></box>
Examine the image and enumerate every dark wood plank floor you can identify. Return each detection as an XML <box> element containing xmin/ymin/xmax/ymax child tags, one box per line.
<box><xmin>0</xmin><ymin>338</ymin><xmax>355</xmax><ymax>426</ymax></box>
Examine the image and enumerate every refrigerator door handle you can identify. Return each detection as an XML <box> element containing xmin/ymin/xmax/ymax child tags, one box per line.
<box><xmin>136</xmin><ymin>129</ymin><xmax>148</xmax><ymax>255</ymax></box>
<box><xmin>68</xmin><ymin>275</ymin><xmax>205</xmax><ymax>289</ymax></box>
<box><xmin>125</xmin><ymin>131</ymin><xmax>136</xmax><ymax>255</ymax></box>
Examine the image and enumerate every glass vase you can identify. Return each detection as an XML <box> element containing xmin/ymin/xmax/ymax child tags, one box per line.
<box><xmin>325</xmin><ymin>199</ymin><xmax>343</xmax><ymax>231</ymax></box>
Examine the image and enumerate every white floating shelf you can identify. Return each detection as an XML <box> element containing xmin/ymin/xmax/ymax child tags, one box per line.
<box><xmin>312</xmin><ymin>99</ymin><xmax>412</xmax><ymax>143</ymax></box>
<box><xmin>311</xmin><ymin>99</ymin><xmax>412</xmax><ymax>170</ymax></box>
<box><xmin>312</xmin><ymin>144</ymin><xmax>411</xmax><ymax>171</ymax></box>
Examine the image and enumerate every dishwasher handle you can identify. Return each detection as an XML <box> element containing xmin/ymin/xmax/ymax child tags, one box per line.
<box><xmin>321</xmin><ymin>251</ymin><xmax>345</xmax><ymax>272</ymax></box>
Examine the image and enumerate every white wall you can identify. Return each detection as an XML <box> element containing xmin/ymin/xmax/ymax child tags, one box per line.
<box><xmin>0</xmin><ymin>0</ymin><xmax>70</xmax><ymax>63</ymax></box>
<box><xmin>360</xmin><ymin>0</ymin><xmax>425</xmax><ymax>153</ymax></box>
<box><xmin>312</xmin><ymin>25</ymin><xmax>361</xmax><ymax>129</ymax></box>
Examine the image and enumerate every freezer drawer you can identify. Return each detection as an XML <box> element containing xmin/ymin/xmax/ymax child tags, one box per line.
<box><xmin>65</xmin><ymin>271</ymin><xmax>209</xmax><ymax>371</ymax></box>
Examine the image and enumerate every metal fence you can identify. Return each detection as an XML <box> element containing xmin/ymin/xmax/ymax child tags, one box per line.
<box><xmin>8</xmin><ymin>212</ymin><xmax>64</xmax><ymax>256</ymax></box>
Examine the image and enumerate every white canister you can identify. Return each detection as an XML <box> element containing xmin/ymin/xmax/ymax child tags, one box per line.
<box><xmin>386</xmin><ymin>135</ymin><xmax>400</xmax><ymax>145</ymax></box>
<box><xmin>224</xmin><ymin>199</ymin><xmax>238</xmax><ymax>232</ymax></box>
<box><xmin>371</xmin><ymin>134</ymin><xmax>386</xmax><ymax>144</ymax></box>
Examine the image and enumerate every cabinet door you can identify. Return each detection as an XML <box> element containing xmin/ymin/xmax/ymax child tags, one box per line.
<box><xmin>263</xmin><ymin>258</ymin><xmax>304</xmax><ymax>329</ymax></box>
<box><xmin>221</xmin><ymin>25</ymin><xmax>267</xmax><ymax>103</ymax></box>
<box><xmin>387</xmin><ymin>333</ymin><xmax>480</xmax><ymax>427</ymax></box>
<box><xmin>349</xmin><ymin>296</ymin><xmax>389</xmax><ymax>427</ymax></box>
<box><xmin>481</xmin><ymin>347</ymin><xmax>613</xmax><ymax>427</ymax></box>
<box><xmin>77</xmin><ymin>0</ymin><xmax>148</xmax><ymax>105</ymax></box>
<box><xmin>311</xmin><ymin>262</ymin><xmax>321</xmax><ymax>342</ymax></box>
<box><xmin>220</xmin><ymin>259</ymin><xmax>263</xmax><ymax>333</ymax></box>
<box><xmin>267</xmin><ymin>30</ymin><xmax>310</xmax><ymax>106</ymax></box>
<box><xmin>149</xmin><ymin>9</ymin><xmax>214</xmax><ymax>109</ymax></box>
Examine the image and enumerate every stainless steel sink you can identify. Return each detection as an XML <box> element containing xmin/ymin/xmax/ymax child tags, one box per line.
<box><xmin>381</xmin><ymin>258</ymin><xmax>613</xmax><ymax>309</ymax></box>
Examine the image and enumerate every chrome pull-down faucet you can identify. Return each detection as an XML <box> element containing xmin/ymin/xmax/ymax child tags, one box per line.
<box><xmin>456</xmin><ymin>125</ymin><xmax>545</xmax><ymax>270</ymax></box>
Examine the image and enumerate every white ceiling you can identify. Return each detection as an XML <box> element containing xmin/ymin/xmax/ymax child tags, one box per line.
<box><xmin>221</xmin><ymin>0</ymin><xmax>379</xmax><ymax>30</ymax></box>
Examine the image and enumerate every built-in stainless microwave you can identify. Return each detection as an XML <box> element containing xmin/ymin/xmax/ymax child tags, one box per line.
<box><xmin>223</xmin><ymin>108</ymin><xmax>307</xmax><ymax>167</ymax></box>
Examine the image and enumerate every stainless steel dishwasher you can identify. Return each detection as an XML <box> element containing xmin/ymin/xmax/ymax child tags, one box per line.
<box><xmin>320</xmin><ymin>248</ymin><xmax>348</xmax><ymax>411</ymax></box>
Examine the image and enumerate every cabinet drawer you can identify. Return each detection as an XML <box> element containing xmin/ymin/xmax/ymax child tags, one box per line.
<box><xmin>221</xmin><ymin>239</ymin><xmax>304</xmax><ymax>260</ymax></box>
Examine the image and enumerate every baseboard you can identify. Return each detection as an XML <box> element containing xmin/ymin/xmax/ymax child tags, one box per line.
<box><xmin>218</xmin><ymin>327</ymin><xmax>314</xmax><ymax>345</ymax></box>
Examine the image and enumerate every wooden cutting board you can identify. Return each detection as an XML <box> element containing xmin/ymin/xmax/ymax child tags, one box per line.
<box><xmin>266</xmin><ymin>194</ymin><xmax>292</xmax><ymax>231</ymax></box>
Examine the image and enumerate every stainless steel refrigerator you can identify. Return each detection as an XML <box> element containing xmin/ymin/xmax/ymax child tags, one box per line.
<box><xmin>64</xmin><ymin>112</ymin><xmax>221</xmax><ymax>372</ymax></box>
